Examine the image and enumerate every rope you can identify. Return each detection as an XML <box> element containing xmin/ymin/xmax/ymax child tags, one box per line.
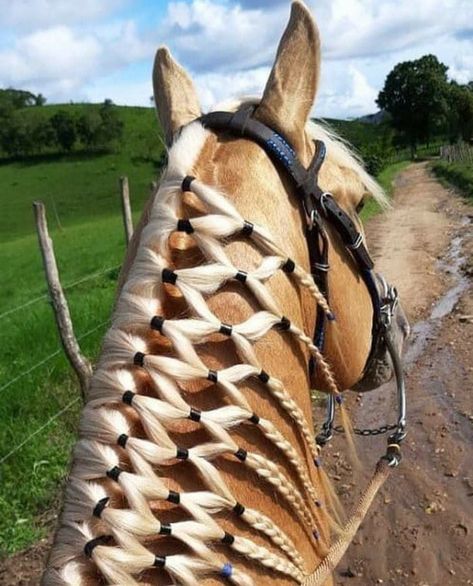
<box><xmin>302</xmin><ymin>459</ymin><xmax>391</xmax><ymax>586</ymax></box>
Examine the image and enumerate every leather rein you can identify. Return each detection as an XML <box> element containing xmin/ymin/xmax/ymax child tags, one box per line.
<box><xmin>194</xmin><ymin>107</ymin><xmax>407</xmax><ymax>582</ymax></box>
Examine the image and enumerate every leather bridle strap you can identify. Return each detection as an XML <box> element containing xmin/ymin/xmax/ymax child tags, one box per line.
<box><xmin>199</xmin><ymin>108</ymin><xmax>382</xmax><ymax>370</ymax></box>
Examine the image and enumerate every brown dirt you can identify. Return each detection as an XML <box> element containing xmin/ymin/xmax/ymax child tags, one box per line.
<box><xmin>324</xmin><ymin>162</ymin><xmax>473</xmax><ymax>586</ymax></box>
<box><xmin>1</xmin><ymin>163</ymin><xmax>472</xmax><ymax>585</ymax></box>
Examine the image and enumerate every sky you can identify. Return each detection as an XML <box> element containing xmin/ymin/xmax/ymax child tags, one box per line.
<box><xmin>0</xmin><ymin>0</ymin><xmax>472</xmax><ymax>119</ymax></box>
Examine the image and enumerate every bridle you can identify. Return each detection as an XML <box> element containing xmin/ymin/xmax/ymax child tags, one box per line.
<box><xmin>191</xmin><ymin>106</ymin><xmax>408</xmax><ymax>582</ymax></box>
<box><xmin>196</xmin><ymin>107</ymin><xmax>406</xmax><ymax>461</ymax></box>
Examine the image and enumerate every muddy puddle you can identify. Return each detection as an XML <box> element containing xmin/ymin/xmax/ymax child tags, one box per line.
<box><xmin>405</xmin><ymin>218</ymin><xmax>471</xmax><ymax>367</ymax></box>
<box><xmin>351</xmin><ymin>217</ymin><xmax>471</xmax><ymax>433</ymax></box>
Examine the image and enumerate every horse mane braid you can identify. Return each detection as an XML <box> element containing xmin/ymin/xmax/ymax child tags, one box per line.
<box><xmin>44</xmin><ymin>120</ymin><xmax>343</xmax><ymax>586</ymax></box>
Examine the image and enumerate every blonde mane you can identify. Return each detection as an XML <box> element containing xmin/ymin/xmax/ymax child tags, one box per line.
<box><xmin>43</xmin><ymin>103</ymin><xmax>377</xmax><ymax>585</ymax></box>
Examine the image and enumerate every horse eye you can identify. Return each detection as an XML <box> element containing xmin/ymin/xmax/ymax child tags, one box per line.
<box><xmin>355</xmin><ymin>198</ymin><xmax>365</xmax><ymax>213</ymax></box>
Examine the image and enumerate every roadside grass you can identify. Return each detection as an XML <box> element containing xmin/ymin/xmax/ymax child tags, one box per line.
<box><xmin>360</xmin><ymin>160</ymin><xmax>411</xmax><ymax>221</ymax></box>
<box><xmin>431</xmin><ymin>161</ymin><xmax>473</xmax><ymax>201</ymax></box>
<box><xmin>0</xmin><ymin>104</ymin><xmax>409</xmax><ymax>556</ymax></box>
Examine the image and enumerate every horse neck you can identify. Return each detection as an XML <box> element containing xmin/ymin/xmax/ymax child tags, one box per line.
<box><xmin>52</xmin><ymin>129</ymin><xmax>330</xmax><ymax>586</ymax></box>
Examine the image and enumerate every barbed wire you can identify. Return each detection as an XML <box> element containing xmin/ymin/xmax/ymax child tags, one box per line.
<box><xmin>0</xmin><ymin>264</ymin><xmax>121</xmax><ymax>322</ymax></box>
<box><xmin>0</xmin><ymin>396</ymin><xmax>80</xmax><ymax>465</ymax></box>
<box><xmin>0</xmin><ymin>319</ymin><xmax>109</xmax><ymax>395</ymax></box>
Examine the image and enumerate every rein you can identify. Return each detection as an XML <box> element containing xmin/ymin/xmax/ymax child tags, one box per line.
<box><xmin>196</xmin><ymin>107</ymin><xmax>408</xmax><ymax>582</ymax></box>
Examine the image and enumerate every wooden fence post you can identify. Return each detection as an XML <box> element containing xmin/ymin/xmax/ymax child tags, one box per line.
<box><xmin>33</xmin><ymin>201</ymin><xmax>93</xmax><ymax>399</ymax></box>
<box><xmin>119</xmin><ymin>176</ymin><xmax>134</xmax><ymax>245</ymax></box>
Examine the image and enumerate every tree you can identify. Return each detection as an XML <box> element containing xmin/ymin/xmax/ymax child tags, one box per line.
<box><xmin>377</xmin><ymin>55</ymin><xmax>450</xmax><ymax>156</ymax></box>
<box><xmin>77</xmin><ymin>110</ymin><xmax>103</xmax><ymax>148</ymax></box>
<box><xmin>448</xmin><ymin>82</ymin><xmax>473</xmax><ymax>143</ymax></box>
<box><xmin>97</xmin><ymin>100</ymin><xmax>123</xmax><ymax>147</ymax></box>
<box><xmin>50</xmin><ymin>110</ymin><xmax>77</xmax><ymax>152</ymax></box>
<box><xmin>35</xmin><ymin>93</ymin><xmax>47</xmax><ymax>106</ymax></box>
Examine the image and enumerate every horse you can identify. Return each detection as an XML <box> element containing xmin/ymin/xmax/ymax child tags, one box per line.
<box><xmin>42</xmin><ymin>2</ymin><xmax>409</xmax><ymax>585</ymax></box>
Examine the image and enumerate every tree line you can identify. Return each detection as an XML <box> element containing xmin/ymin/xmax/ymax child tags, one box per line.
<box><xmin>0</xmin><ymin>90</ymin><xmax>123</xmax><ymax>159</ymax></box>
<box><xmin>377</xmin><ymin>55</ymin><xmax>473</xmax><ymax>157</ymax></box>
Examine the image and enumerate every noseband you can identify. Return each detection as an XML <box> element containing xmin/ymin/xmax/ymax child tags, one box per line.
<box><xmin>195</xmin><ymin>107</ymin><xmax>406</xmax><ymax>465</ymax></box>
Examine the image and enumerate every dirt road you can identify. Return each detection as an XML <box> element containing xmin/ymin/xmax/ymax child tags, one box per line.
<box><xmin>325</xmin><ymin>163</ymin><xmax>473</xmax><ymax>586</ymax></box>
<box><xmin>1</xmin><ymin>163</ymin><xmax>472</xmax><ymax>585</ymax></box>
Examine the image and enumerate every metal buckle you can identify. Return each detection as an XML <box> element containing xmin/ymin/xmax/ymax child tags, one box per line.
<box><xmin>347</xmin><ymin>232</ymin><xmax>363</xmax><ymax>250</ymax></box>
<box><xmin>318</xmin><ymin>191</ymin><xmax>331</xmax><ymax>217</ymax></box>
<box><xmin>313</xmin><ymin>262</ymin><xmax>330</xmax><ymax>272</ymax></box>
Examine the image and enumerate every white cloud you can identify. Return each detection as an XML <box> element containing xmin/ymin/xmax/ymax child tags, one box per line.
<box><xmin>194</xmin><ymin>66</ymin><xmax>270</xmax><ymax>109</ymax></box>
<box><xmin>158</xmin><ymin>0</ymin><xmax>287</xmax><ymax>73</ymax></box>
<box><xmin>0</xmin><ymin>21</ymin><xmax>151</xmax><ymax>101</ymax></box>
<box><xmin>0</xmin><ymin>0</ymin><xmax>472</xmax><ymax>117</ymax></box>
<box><xmin>318</xmin><ymin>65</ymin><xmax>379</xmax><ymax>118</ymax></box>
<box><xmin>0</xmin><ymin>0</ymin><xmax>125</xmax><ymax>30</ymax></box>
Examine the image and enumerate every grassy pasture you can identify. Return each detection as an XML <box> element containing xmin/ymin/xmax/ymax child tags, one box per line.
<box><xmin>0</xmin><ymin>104</ymin><xmax>405</xmax><ymax>556</ymax></box>
<box><xmin>0</xmin><ymin>104</ymin><xmax>164</xmax><ymax>554</ymax></box>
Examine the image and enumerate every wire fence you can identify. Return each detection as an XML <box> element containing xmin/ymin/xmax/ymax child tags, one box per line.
<box><xmin>0</xmin><ymin>263</ymin><xmax>121</xmax><ymax>322</ymax></box>
<box><xmin>0</xmin><ymin>397</ymin><xmax>80</xmax><ymax>465</ymax></box>
<box><xmin>0</xmin><ymin>319</ymin><xmax>109</xmax><ymax>395</ymax></box>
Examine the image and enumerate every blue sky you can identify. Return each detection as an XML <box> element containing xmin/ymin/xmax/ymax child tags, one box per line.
<box><xmin>0</xmin><ymin>0</ymin><xmax>472</xmax><ymax>119</ymax></box>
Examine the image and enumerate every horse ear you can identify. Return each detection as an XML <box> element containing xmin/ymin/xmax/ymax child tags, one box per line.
<box><xmin>153</xmin><ymin>47</ymin><xmax>202</xmax><ymax>146</ymax></box>
<box><xmin>256</xmin><ymin>1</ymin><xmax>321</xmax><ymax>156</ymax></box>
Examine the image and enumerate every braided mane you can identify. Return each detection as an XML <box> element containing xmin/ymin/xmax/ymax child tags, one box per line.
<box><xmin>43</xmin><ymin>108</ymin><xmax>381</xmax><ymax>585</ymax></box>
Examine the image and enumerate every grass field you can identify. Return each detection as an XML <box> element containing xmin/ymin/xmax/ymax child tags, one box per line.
<box><xmin>0</xmin><ymin>103</ymin><xmax>407</xmax><ymax>556</ymax></box>
<box><xmin>0</xmin><ymin>104</ymin><xmax>164</xmax><ymax>554</ymax></box>
<box><xmin>431</xmin><ymin>160</ymin><xmax>473</xmax><ymax>200</ymax></box>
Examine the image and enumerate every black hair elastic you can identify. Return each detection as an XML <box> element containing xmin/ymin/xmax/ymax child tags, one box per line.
<box><xmin>207</xmin><ymin>369</ymin><xmax>218</xmax><ymax>383</ymax></box>
<box><xmin>167</xmin><ymin>490</ymin><xmax>180</xmax><ymax>504</ymax></box>
<box><xmin>233</xmin><ymin>502</ymin><xmax>245</xmax><ymax>516</ymax></box>
<box><xmin>133</xmin><ymin>351</ymin><xmax>145</xmax><ymax>367</ymax></box>
<box><xmin>150</xmin><ymin>315</ymin><xmax>165</xmax><ymax>332</ymax></box>
<box><xmin>278</xmin><ymin>316</ymin><xmax>291</xmax><ymax>331</ymax></box>
<box><xmin>159</xmin><ymin>523</ymin><xmax>172</xmax><ymax>536</ymax></box>
<box><xmin>282</xmin><ymin>258</ymin><xmax>296</xmax><ymax>273</ymax></box>
<box><xmin>258</xmin><ymin>370</ymin><xmax>270</xmax><ymax>384</ymax></box>
<box><xmin>177</xmin><ymin>219</ymin><xmax>194</xmax><ymax>234</ymax></box>
<box><xmin>154</xmin><ymin>555</ymin><xmax>166</xmax><ymax>568</ymax></box>
<box><xmin>234</xmin><ymin>448</ymin><xmax>247</xmax><ymax>462</ymax></box>
<box><xmin>176</xmin><ymin>447</ymin><xmax>189</xmax><ymax>460</ymax></box>
<box><xmin>117</xmin><ymin>434</ymin><xmax>128</xmax><ymax>448</ymax></box>
<box><xmin>221</xmin><ymin>532</ymin><xmax>235</xmax><ymax>545</ymax></box>
<box><xmin>84</xmin><ymin>535</ymin><xmax>109</xmax><ymax>558</ymax></box>
<box><xmin>234</xmin><ymin>270</ymin><xmax>248</xmax><ymax>283</ymax></box>
<box><xmin>93</xmin><ymin>497</ymin><xmax>110</xmax><ymax>518</ymax></box>
<box><xmin>161</xmin><ymin>268</ymin><xmax>178</xmax><ymax>285</ymax></box>
<box><xmin>241</xmin><ymin>220</ymin><xmax>254</xmax><ymax>236</ymax></box>
<box><xmin>106</xmin><ymin>466</ymin><xmax>122</xmax><ymax>482</ymax></box>
<box><xmin>122</xmin><ymin>390</ymin><xmax>135</xmax><ymax>405</ymax></box>
<box><xmin>188</xmin><ymin>408</ymin><xmax>202</xmax><ymax>422</ymax></box>
<box><xmin>181</xmin><ymin>175</ymin><xmax>195</xmax><ymax>192</ymax></box>
<box><xmin>219</xmin><ymin>322</ymin><xmax>233</xmax><ymax>336</ymax></box>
